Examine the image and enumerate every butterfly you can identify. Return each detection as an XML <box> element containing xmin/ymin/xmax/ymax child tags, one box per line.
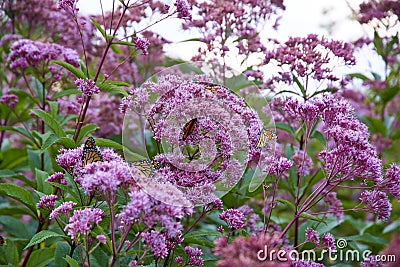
<box><xmin>196</xmin><ymin>81</ymin><xmax>226</xmax><ymax>95</ymax></box>
<box><xmin>82</xmin><ymin>137</ymin><xmax>104</xmax><ymax>167</ymax></box>
<box><xmin>131</xmin><ymin>159</ymin><xmax>161</xmax><ymax>178</ymax></box>
<box><xmin>182</xmin><ymin>118</ymin><xmax>197</xmax><ymax>141</ymax></box>
<box><xmin>256</xmin><ymin>128</ymin><xmax>277</xmax><ymax>148</ymax></box>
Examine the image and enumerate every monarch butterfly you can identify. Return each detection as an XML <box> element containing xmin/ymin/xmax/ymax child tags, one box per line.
<box><xmin>131</xmin><ymin>159</ymin><xmax>161</xmax><ymax>178</ymax></box>
<box><xmin>82</xmin><ymin>137</ymin><xmax>104</xmax><ymax>167</ymax></box>
<box><xmin>195</xmin><ymin>81</ymin><xmax>227</xmax><ymax>95</ymax></box>
<box><xmin>182</xmin><ymin>118</ymin><xmax>197</xmax><ymax>141</ymax></box>
<box><xmin>256</xmin><ymin>128</ymin><xmax>277</xmax><ymax>148</ymax></box>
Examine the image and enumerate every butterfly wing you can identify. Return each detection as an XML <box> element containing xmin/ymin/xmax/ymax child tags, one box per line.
<box><xmin>131</xmin><ymin>160</ymin><xmax>154</xmax><ymax>178</ymax></box>
<box><xmin>256</xmin><ymin>128</ymin><xmax>277</xmax><ymax>148</ymax></box>
<box><xmin>82</xmin><ymin>137</ymin><xmax>104</xmax><ymax>167</ymax></box>
<box><xmin>182</xmin><ymin>118</ymin><xmax>197</xmax><ymax>141</ymax></box>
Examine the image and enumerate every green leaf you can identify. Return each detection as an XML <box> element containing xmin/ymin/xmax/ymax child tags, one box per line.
<box><xmin>28</xmin><ymin>149</ymin><xmax>52</xmax><ymax>173</ymax></box>
<box><xmin>275</xmin><ymin>198</ymin><xmax>296</xmax><ymax>212</ymax></box>
<box><xmin>31</xmin><ymin>110</ymin><xmax>66</xmax><ymax>137</ymax></box>
<box><xmin>41</xmin><ymin>133</ymin><xmax>59</xmax><ymax>153</ymax></box>
<box><xmin>49</xmin><ymin>101</ymin><xmax>58</xmax><ymax>118</ymax></box>
<box><xmin>380</xmin><ymin>85</ymin><xmax>400</xmax><ymax>103</ymax></box>
<box><xmin>309</xmin><ymin>88</ymin><xmax>338</xmax><ymax>99</ymax></box>
<box><xmin>52</xmin><ymin>89</ymin><xmax>82</xmax><ymax>100</ymax></box>
<box><xmin>55</xmin><ymin>242</ymin><xmax>70</xmax><ymax>267</ymax></box>
<box><xmin>24</xmin><ymin>230</ymin><xmax>66</xmax><ymax>249</ymax></box>
<box><xmin>348</xmin><ymin>73</ymin><xmax>370</xmax><ymax>81</ymax></box>
<box><xmin>299</xmin><ymin>212</ymin><xmax>324</xmax><ymax>222</ymax></box>
<box><xmin>55</xmin><ymin>137</ymin><xmax>76</xmax><ymax>149</ymax></box>
<box><xmin>26</xmin><ymin>247</ymin><xmax>55</xmax><ymax>267</ymax></box>
<box><xmin>90</xmin><ymin>18</ymin><xmax>106</xmax><ymax>39</ymax></box>
<box><xmin>51</xmin><ymin>60</ymin><xmax>86</xmax><ymax>79</ymax></box>
<box><xmin>362</xmin><ymin>115</ymin><xmax>387</xmax><ymax>136</ymax></box>
<box><xmin>35</xmin><ymin>169</ymin><xmax>52</xmax><ymax>195</ymax></box>
<box><xmin>97</xmin><ymin>81</ymin><xmax>128</xmax><ymax>96</ymax></box>
<box><xmin>311</xmin><ymin>130</ymin><xmax>326</xmax><ymax>146</ymax></box>
<box><xmin>346</xmin><ymin>233</ymin><xmax>387</xmax><ymax>245</ymax></box>
<box><xmin>0</xmin><ymin>126</ymin><xmax>33</xmax><ymax>140</ymax></box>
<box><xmin>293</xmin><ymin>75</ymin><xmax>306</xmax><ymax>98</ymax></box>
<box><xmin>0</xmin><ymin>237</ymin><xmax>19</xmax><ymax>265</ymax></box>
<box><xmin>373</xmin><ymin>31</ymin><xmax>384</xmax><ymax>58</ymax></box>
<box><xmin>111</xmin><ymin>44</ymin><xmax>123</xmax><ymax>54</ymax></box>
<box><xmin>275</xmin><ymin>122</ymin><xmax>294</xmax><ymax>134</ymax></box>
<box><xmin>0</xmin><ymin>148</ymin><xmax>28</xmax><ymax>170</ymax></box>
<box><xmin>0</xmin><ymin>216</ymin><xmax>32</xmax><ymax>238</ymax></box>
<box><xmin>76</xmin><ymin>124</ymin><xmax>99</xmax><ymax>144</ymax></box>
<box><xmin>383</xmin><ymin>220</ymin><xmax>400</xmax><ymax>234</ymax></box>
<box><xmin>64</xmin><ymin>255</ymin><xmax>80</xmax><ymax>267</ymax></box>
<box><xmin>96</xmin><ymin>138</ymin><xmax>123</xmax><ymax>150</ymax></box>
<box><xmin>0</xmin><ymin>170</ymin><xmax>34</xmax><ymax>187</ymax></box>
<box><xmin>0</xmin><ymin>184</ymin><xmax>36</xmax><ymax>214</ymax></box>
<box><xmin>113</xmin><ymin>40</ymin><xmax>135</xmax><ymax>47</ymax></box>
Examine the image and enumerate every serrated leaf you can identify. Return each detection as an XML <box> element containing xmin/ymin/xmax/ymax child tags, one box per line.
<box><xmin>64</xmin><ymin>255</ymin><xmax>80</xmax><ymax>267</ymax></box>
<box><xmin>24</xmin><ymin>230</ymin><xmax>66</xmax><ymax>249</ymax></box>
<box><xmin>0</xmin><ymin>184</ymin><xmax>36</xmax><ymax>215</ymax></box>
<box><xmin>26</xmin><ymin>247</ymin><xmax>55</xmax><ymax>267</ymax></box>
<box><xmin>51</xmin><ymin>60</ymin><xmax>86</xmax><ymax>79</ymax></box>
<box><xmin>97</xmin><ymin>81</ymin><xmax>128</xmax><ymax>96</ymax></box>
<box><xmin>31</xmin><ymin>110</ymin><xmax>66</xmax><ymax>137</ymax></box>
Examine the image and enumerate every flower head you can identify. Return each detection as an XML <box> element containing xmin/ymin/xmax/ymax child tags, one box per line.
<box><xmin>64</xmin><ymin>208</ymin><xmax>105</xmax><ymax>239</ymax></box>
<box><xmin>219</xmin><ymin>209</ymin><xmax>246</xmax><ymax>230</ymax></box>
<box><xmin>75</xmin><ymin>78</ymin><xmax>100</xmax><ymax>96</ymax></box>
<box><xmin>305</xmin><ymin>228</ymin><xmax>319</xmax><ymax>246</ymax></box>
<box><xmin>360</xmin><ymin>190</ymin><xmax>392</xmax><ymax>221</ymax></box>
<box><xmin>37</xmin><ymin>195</ymin><xmax>58</xmax><ymax>209</ymax></box>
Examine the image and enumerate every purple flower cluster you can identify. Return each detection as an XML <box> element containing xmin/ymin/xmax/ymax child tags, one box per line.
<box><xmin>360</xmin><ymin>190</ymin><xmax>392</xmax><ymax>221</ymax></box>
<box><xmin>358</xmin><ymin>0</ymin><xmax>400</xmax><ymax>24</ymax></box>
<box><xmin>175</xmin><ymin>0</ymin><xmax>192</xmax><ymax>20</ymax></box>
<box><xmin>213</xmin><ymin>232</ymin><xmax>290</xmax><ymax>266</ymax></box>
<box><xmin>46</xmin><ymin>172</ymin><xmax>68</xmax><ymax>185</ymax></box>
<box><xmin>37</xmin><ymin>195</ymin><xmax>58</xmax><ymax>209</ymax></box>
<box><xmin>304</xmin><ymin>229</ymin><xmax>335</xmax><ymax>251</ymax></box>
<box><xmin>49</xmin><ymin>201</ymin><xmax>76</xmax><ymax>220</ymax></box>
<box><xmin>74</xmin><ymin>78</ymin><xmax>100</xmax><ymax>96</ymax></box>
<box><xmin>64</xmin><ymin>208</ymin><xmax>105</xmax><ymax>239</ymax></box>
<box><xmin>7</xmin><ymin>39</ymin><xmax>80</xmax><ymax>80</ymax></box>
<box><xmin>133</xmin><ymin>37</ymin><xmax>151</xmax><ymax>55</ymax></box>
<box><xmin>117</xmin><ymin>189</ymin><xmax>193</xmax><ymax>257</ymax></box>
<box><xmin>185</xmin><ymin>0</ymin><xmax>284</xmax><ymax>69</ymax></box>
<box><xmin>0</xmin><ymin>94</ymin><xmax>18</xmax><ymax>109</ymax></box>
<box><xmin>80</xmin><ymin>150</ymin><xmax>134</xmax><ymax>195</ymax></box>
<box><xmin>219</xmin><ymin>208</ymin><xmax>246</xmax><ymax>230</ymax></box>
<box><xmin>142</xmin><ymin>231</ymin><xmax>168</xmax><ymax>258</ymax></box>
<box><xmin>57</xmin><ymin>0</ymin><xmax>78</xmax><ymax>17</ymax></box>
<box><xmin>305</xmin><ymin>228</ymin><xmax>319</xmax><ymax>246</ymax></box>
<box><xmin>184</xmin><ymin>246</ymin><xmax>203</xmax><ymax>266</ymax></box>
<box><xmin>265</xmin><ymin>34</ymin><xmax>355</xmax><ymax>92</ymax></box>
<box><xmin>378</xmin><ymin>164</ymin><xmax>400</xmax><ymax>200</ymax></box>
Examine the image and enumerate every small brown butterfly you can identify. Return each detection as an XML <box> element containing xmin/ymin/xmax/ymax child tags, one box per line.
<box><xmin>131</xmin><ymin>159</ymin><xmax>161</xmax><ymax>178</ymax></box>
<box><xmin>256</xmin><ymin>128</ymin><xmax>277</xmax><ymax>148</ymax></box>
<box><xmin>182</xmin><ymin>118</ymin><xmax>198</xmax><ymax>141</ymax></box>
<box><xmin>82</xmin><ymin>137</ymin><xmax>104</xmax><ymax>167</ymax></box>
